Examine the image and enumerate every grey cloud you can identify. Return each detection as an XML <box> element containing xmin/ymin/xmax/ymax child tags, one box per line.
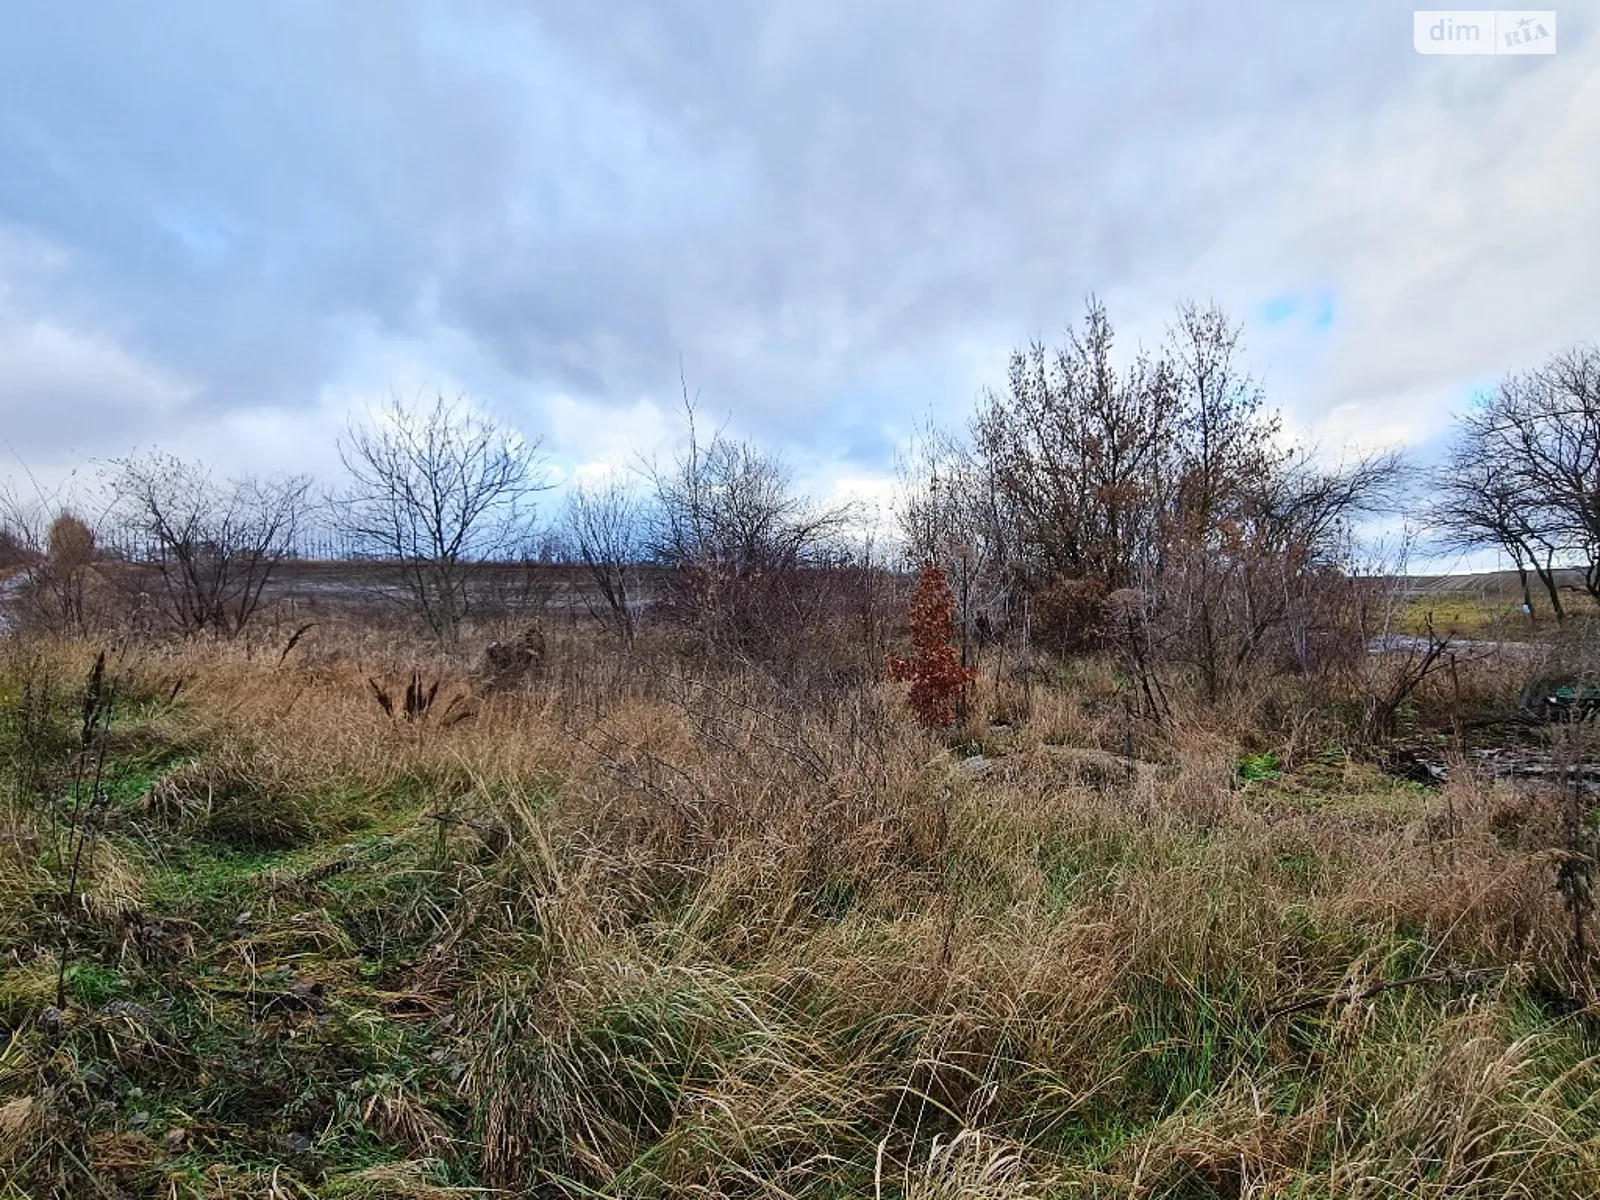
<box><xmin>0</xmin><ymin>0</ymin><xmax>1594</xmax><ymax>485</ymax></box>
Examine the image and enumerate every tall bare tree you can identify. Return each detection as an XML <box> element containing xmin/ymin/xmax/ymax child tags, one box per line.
<box><xmin>110</xmin><ymin>454</ymin><xmax>310</xmax><ymax>637</ymax></box>
<box><xmin>1435</xmin><ymin>345</ymin><xmax>1600</xmax><ymax>610</ymax></box>
<box><xmin>563</xmin><ymin>477</ymin><xmax>648</xmax><ymax>641</ymax></box>
<box><xmin>1159</xmin><ymin>302</ymin><xmax>1286</xmax><ymax>699</ymax></box>
<box><xmin>1430</xmin><ymin>438</ymin><xmax>1566</xmax><ymax>621</ymax></box>
<box><xmin>972</xmin><ymin>298</ymin><xmax>1181</xmax><ymax>592</ymax></box>
<box><xmin>896</xmin><ymin>421</ymin><xmax>1017</xmax><ymax>662</ymax></box>
<box><xmin>338</xmin><ymin>395</ymin><xmax>549</xmax><ymax>641</ymax></box>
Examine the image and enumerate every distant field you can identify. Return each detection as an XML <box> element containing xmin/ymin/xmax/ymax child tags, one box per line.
<box><xmin>1397</xmin><ymin>569</ymin><xmax>1596</xmax><ymax>637</ymax></box>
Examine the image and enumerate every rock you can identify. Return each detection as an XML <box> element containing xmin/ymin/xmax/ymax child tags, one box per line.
<box><xmin>961</xmin><ymin>754</ymin><xmax>991</xmax><ymax>776</ymax></box>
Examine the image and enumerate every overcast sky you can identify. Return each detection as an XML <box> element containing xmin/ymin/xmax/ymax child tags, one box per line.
<box><xmin>1</xmin><ymin>2</ymin><xmax>1596</xmax><ymax>528</ymax></box>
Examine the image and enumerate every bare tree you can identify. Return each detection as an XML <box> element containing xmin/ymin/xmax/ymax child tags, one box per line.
<box><xmin>895</xmin><ymin>421</ymin><xmax>1022</xmax><ymax>671</ymax></box>
<box><xmin>563</xmin><ymin>476</ymin><xmax>648</xmax><ymax>641</ymax></box>
<box><xmin>1263</xmin><ymin>450</ymin><xmax>1407</xmax><ymax>559</ymax></box>
<box><xmin>972</xmin><ymin>297</ymin><xmax>1181</xmax><ymax>592</ymax></box>
<box><xmin>1535</xmin><ymin>345</ymin><xmax>1600</xmax><ymax>600</ymax></box>
<box><xmin>1430</xmin><ymin>439</ymin><xmax>1566</xmax><ymax>621</ymax></box>
<box><xmin>338</xmin><ymin>395</ymin><xmax>549</xmax><ymax>641</ymax></box>
<box><xmin>1167</xmin><ymin>302</ymin><xmax>1284</xmax><ymax>528</ymax></box>
<box><xmin>1435</xmin><ymin>345</ymin><xmax>1600</xmax><ymax>611</ymax></box>
<box><xmin>643</xmin><ymin>399</ymin><xmax>855</xmax><ymax>657</ymax></box>
<box><xmin>110</xmin><ymin>454</ymin><xmax>311</xmax><ymax>637</ymax></box>
<box><xmin>903</xmin><ymin>298</ymin><xmax>1406</xmax><ymax>698</ymax></box>
<box><xmin>1158</xmin><ymin>302</ymin><xmax>1287</xmax><ymax>699</ymax></box>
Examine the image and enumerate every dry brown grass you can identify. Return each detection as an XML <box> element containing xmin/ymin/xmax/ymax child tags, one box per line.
<box><xmin>0</xmin><ymin>616</ymin><xmax>1596</xmax><ymax>1197</ymax></box>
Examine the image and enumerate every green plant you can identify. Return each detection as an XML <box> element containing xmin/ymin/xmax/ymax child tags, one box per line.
<box><xmin>1237</xmin><ymin>750</ymin><xmax>1282</xmax><ymax>783</ymax></box>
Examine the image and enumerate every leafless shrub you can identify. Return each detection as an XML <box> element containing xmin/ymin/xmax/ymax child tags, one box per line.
<box><xmin>642</xmin><ymin>396</ymin><xmax>861</xmax><ymax>669</ymax></box>
<box><xmin>903</xmin><ymin>298</ymin><xmax>1402</xmax><ymax>702</ymax></box>
<box><xmin>476</xmin><ymin>624</ymin><xmax>548</xmax><ymax>693</ymax></box>
<box><xmin>108</xmin><ymin>452</ymin><xmax>311</xmax><ymax>637</ymax></box>
<box><xmin>19</xmin><ymin>514</ymin><xmax>108</xmax><ymax>636</ymax></box>
<box><xmin>562</xmin><ymin>476</ymin><xmax>648</xmax><ymax>641</ymax></box>
<box><xmin>1</xmin><ymin>470</ymin><xmax>119</xmax><ymax>635</ymax></box>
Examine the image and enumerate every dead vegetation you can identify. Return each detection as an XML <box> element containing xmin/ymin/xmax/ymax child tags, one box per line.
<box><xmin>0</xmin><ymin>607</ymin><xmax>1595</xmax><ymax>1199</ymax></box>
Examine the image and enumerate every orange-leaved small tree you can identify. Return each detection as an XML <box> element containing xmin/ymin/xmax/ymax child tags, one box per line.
<box><xmin>887</xmin><ymin>561</ymin><xmax>977</xmax><ymax>729</ymax></box>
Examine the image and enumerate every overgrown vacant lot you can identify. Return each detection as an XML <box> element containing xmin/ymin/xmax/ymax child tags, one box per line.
<box><xmin>2</xmin><ymin>625</ymin><xmax>1598</xmax><ymax>1198</ymax></box>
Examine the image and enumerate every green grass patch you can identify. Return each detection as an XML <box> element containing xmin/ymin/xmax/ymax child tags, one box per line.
<box><xmin>1237</xmin><ymin>750</ymin><xmax>1284</xmax><ymax>783</ymax></box>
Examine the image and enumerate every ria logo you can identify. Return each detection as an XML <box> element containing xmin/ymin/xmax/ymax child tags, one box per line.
<box><xmin>1501</xmin><ymin>13</ymin><xmax>1554</xmax><ymax>46</ymax></box>
<box><xmin>1414</xmin><ymin>10</ymin><xmax>1556</xmax><ymax>54</ymax></box>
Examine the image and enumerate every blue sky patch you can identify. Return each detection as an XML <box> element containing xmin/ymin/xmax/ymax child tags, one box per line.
<box><xmin>1260</xmin><ymin>289</ymin><xmax>1336</xmax><ymax>330</ymax></box>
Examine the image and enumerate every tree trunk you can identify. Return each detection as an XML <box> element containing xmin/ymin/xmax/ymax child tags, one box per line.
<box><xmin>1533</xmin><ymin>553</ymin><xmax>1566</xmax><ymax>622</ymax></box>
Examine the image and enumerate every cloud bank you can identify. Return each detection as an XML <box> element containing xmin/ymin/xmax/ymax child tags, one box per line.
<box><xmin>0</xmin><ymin>2</ymin><xmax>1594</xmax><ymax>522</ymax></box>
